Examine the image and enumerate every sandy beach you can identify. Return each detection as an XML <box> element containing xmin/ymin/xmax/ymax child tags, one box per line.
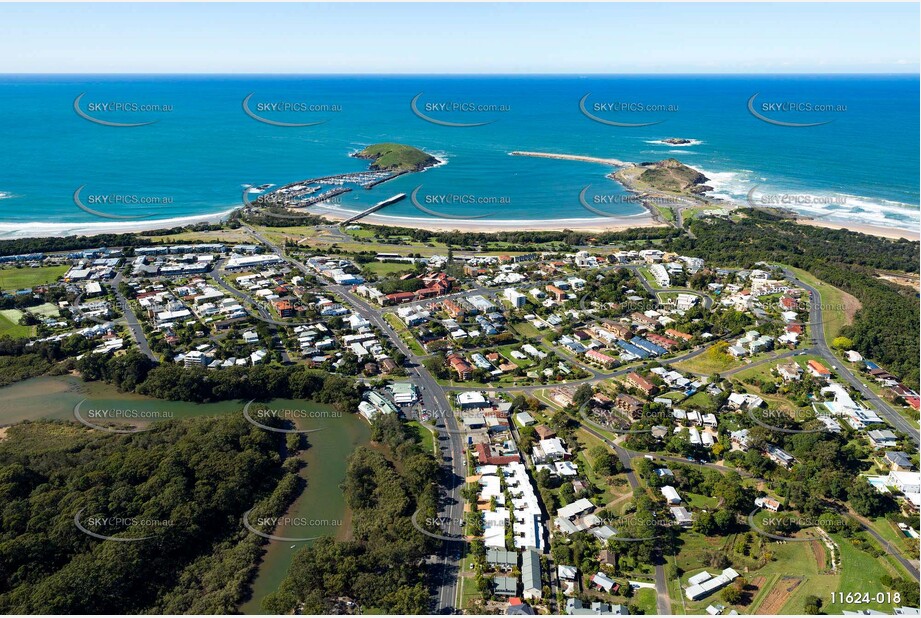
<box><xmin>0</xmin><ymin>208</ymin><xmax>238</xmax><ymax>239</ymax></box>
<box><xmin>794</xmin><ymin>218</ymin><xmax>920</xmax><ymax>241</ymax></box>
<box><xmin>308</xmin><ymin>203</ymin><xmax>664</xmax><ymax>233</ymax></box>
<box><xmin>1</xmin><ymin>201</ymin><xmax>916</xmax><ymax>242</ymax></box>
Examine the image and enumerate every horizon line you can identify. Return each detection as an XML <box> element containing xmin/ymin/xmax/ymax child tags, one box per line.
<box><xmin>1</xmin><ymin>71</ymin><xmax>918</xmax><ymax>77</ymax></box>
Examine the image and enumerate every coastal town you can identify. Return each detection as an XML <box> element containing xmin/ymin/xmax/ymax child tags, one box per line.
<box><xmin>1</xmin><ymin>4</ymin><xmax>918</xmax><ymax>617</ymax></box>
<box><xmin>1</xmin><ymin>212</ymin><xmax>918</xmax><ymax>616</ymax></box>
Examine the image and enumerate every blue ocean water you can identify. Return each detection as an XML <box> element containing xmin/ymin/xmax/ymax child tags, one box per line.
<box><xmin>0</xmin><ymin>75</ymin><xmax>917</xmax><ymax>234</ymax></box>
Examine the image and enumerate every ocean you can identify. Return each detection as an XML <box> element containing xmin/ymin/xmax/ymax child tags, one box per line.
<box><xmin>0</xmin><ymin>74</ymin><xmax>917</xmax><ymax>235</ymax></box>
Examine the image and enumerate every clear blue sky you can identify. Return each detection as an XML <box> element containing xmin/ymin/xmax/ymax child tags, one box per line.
<box><xmin>2</xmin><ymin>3</ymin><xmax>918</xmax><ymax>74</ymax></box>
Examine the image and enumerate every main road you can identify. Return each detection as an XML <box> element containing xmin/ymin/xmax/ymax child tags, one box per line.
<box><xmin>111</xmin><ymin>269</ymin><xmax>157</xmax><ymax>362</ymax></box>
<box><xmin>242</xmin><ymin>224</ymin><xmax>466</xmax><ymax>613</ymax></box>
<box><xmin>781</xmin><ymin>267</ymin><xmax>919</xmax><ymax>445</ymax></box>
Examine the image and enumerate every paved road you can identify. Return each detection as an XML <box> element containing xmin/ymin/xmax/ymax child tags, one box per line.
<box><xmin>844</xmin><ymin>507</ymin><xmax>920</xmax><ymax>581</ymax></box>
<box><xmin>242</xmin><ymin>224</ymin><xmax>466</xmax><ymax>613</ymax></box>
<box><xmin>207</xmin><ymin>260</ymin><xmax>291</xmax><ymax>363</ymax></box>
<box><xmin>781</xmin><ymin>267</ymin><xmax>919</xmax><ymax>445</ymax></box>
<box><xmin>111</xmin><ymin>270</ymin><xmax>157</xmax><ymax>362</ymax></box>
<box><xmin>577</xmin><ymin>416</ymin><xmax>672</xmax><ymax>615</ymax></box>
<box><xmin>446</xmin><ymin>339</ymin><xmax>716</xmax><ymax>395</ymax></box>
<box><xmin>624</xmin><ymin>265</ymin><xmax>714</xmax><ymax>310</ymax></box>
<box><xmin>334</xmin><ymin>283</ymin><xmax>467</xmax><ymax>613</ymax></box>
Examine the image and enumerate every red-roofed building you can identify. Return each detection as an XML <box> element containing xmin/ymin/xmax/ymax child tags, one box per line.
<box><xmin>447</xmin><ymin>354</ymin><xmax>472</xmax><ymax>380</ymax></box>
<box><xmin>807</xmin><ymin>359</ymin><xmax>831</xmax><ymax>378</ymax></box>
<box><xmin>779</xmin><ymin>295</ymin><xmax>798</xmax><ymax>310</ymax></box>
<box><xmin>585</xmin><ymin>349</ymin><xmax>616</xmax><ymax>367</ymax></box>
<box><xmin>443</xmin><ymin>299</ymin><xmax>466</xmax><ymax>319</ymax></box>
<box><xmin>626</xmin><ymin>372</ymin><xmax>656</xmax><ymax>396</ymax></box>
<box><xmin>383</xmin><ymin>291</ymin><xmax>416</xmax><ymax>305</ymax></box>
<box><xmin>665</xmin><ymin>328</ymin><xmax>693</xmax><ymax>342</ymax></box>
<box><xmin>646</xmin><ymin>333</ymin><xmax>679</xmax><ymax>349</ymax></box>
<box><xmin>414</xmin><ymin>287</ymin><xmax>441</xmax><ymax>299</ymax></box>
<box><xmin>546</xmin><ymin>285</ymin><xmax>566</xmax><ymax>301</ymax></box>
<box><xmin>273</xmin><ymin>300</ymin><xmax>295</xmax><ymax>317</ymax></box>
<box><xmin>474</xmin><ymin>442</ymin><xmax>521</xmax><ymax>466</ymax></box>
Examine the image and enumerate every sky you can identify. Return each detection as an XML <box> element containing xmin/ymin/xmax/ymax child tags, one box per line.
<box><xmin>1</xmin><ymin>3</ymin><xmax>918</xmax><ymax>74</ymax></box>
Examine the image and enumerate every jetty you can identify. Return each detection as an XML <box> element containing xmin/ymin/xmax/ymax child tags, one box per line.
<box><xmin>341</xmin><ymin>193</ymin><xmax>407</xmax><ymax>225</ymax></box>
<box><xmin>510</xmin><ymin>151</ymin><xmax>632</xmax><ymax>167</ymax></box>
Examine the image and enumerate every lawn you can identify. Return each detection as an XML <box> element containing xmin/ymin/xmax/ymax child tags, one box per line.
<box><xmin>672</xmin><ymin>345</ymin><xmax>742</xmax><ymax>376</ymax></box>
<box><xmin>382</xmin><ymin>313</ymin><xmax>426</xmax><ymax>356</ymax></box>
<box><xmin>0</xmin><ymin>311</ymin><xmax>33</xmax><ymax>338</ymax></box>
<box><xmin>29</xmin><ymin>302</ymin><xmax>61</xmax><ymax>318</ymax></box>
<box><xmin>633</xmin><ymin>587</ymin><xmax>658</xmax><ymax>615</ymax></box>
<box><xmin>788</xmin><ymin>265</ymin><xmax>860</xmax><ymax>342</ymax></box>
<box><xmin>362</xmin><ymin>261</ymin><xmax>416</xmax><ymax>277</ymax></box>
<box><xmin>821</xmin><ymin>532</ymin><xmax>912</xmax><ymax>614</ymax></box>
<box><xmin>406</xmin><ymin>420</ymin><xmax>436</xmax><ymax>454</ymax></box>
<box><xmin>683</xmin><ymin>492</ymin><xmax>720</xmax><ymax>510</ymax></box>
<box><xmin>511</xmin><ymin>320</ymin><xmax>543</xmax><ymax>340</ymax></box>
<box><xmin>144</xmin><ymin>228</ymin><xmax>251</xmax><ymax>244</ymax></box>
<box><xmin>0</xmin><ymin>265</ymin><xmax>69</xmax><ymax>291</ymax></box>
<box><xmin>496</xmin><ymin>344</ymin><xmax>534</xmax><ymax>369</ymax></box>
<box><xmin>654</xmin><ymin>204</ymin><xmax>676</xmax><ymax>223</ymax></box>
<box><xmin>637</xmin><ymin>267</ymin><xmax>658</xmax><ymax>287</ymax></box>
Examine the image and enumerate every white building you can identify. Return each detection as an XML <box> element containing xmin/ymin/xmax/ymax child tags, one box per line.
<box><xmin>504</xmin><ymin>288</ymin><xmax>527</xmax><ymax>308</ymax></box>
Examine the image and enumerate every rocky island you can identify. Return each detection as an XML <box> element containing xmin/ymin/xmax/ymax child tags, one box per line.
<box><xmin>661</xmin><ymin>137</ymin><xmax>693</xmax><ymax>145</ymax></box>
<box><xmin>351</xmin><ymin>143</ymin><xmax>440</xmax><ymax>173</ymax></box>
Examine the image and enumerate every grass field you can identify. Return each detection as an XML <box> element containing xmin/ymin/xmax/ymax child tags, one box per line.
<box><xmin>362</xmin><ymin>261</ymin><xmax>416</xmax><ymax>277</ymax></box>
<box><xmin>821</xmin><ymin>532</ymin><xmax>910</xmax><ymax>614</ymax></box>
<box><xmin>788</xmin><ymin>265</ymin><xmax>860</xmax><ymax>341</ymax></box>
<box><xmin>511</xmin><ymin>320</ymin><xmax>544</xmax><ymax>340</ymax></box>
<box><xmin>406</xmin><ymin>420</ymin><xmax>436</xmax><ymax>454</ymax></box>
<box><xmin>0</xmin><ymin>311</ymin><xmax>32</xmax><ymax>338</ymax></box>
<box><xmin>382</xmin><ymin>313</ymin><xmax>426</xmax><ymax>356</ymax></box>
<box><xmin>29</xmin><ymin>302</ymin><xmax>61</xmax><ymax>318</ymax></box>
<box><xmin>0</xmin><ymin>265</ymin><xmax>69</xmax><ymax>291</ymax></box>
<box><xmin>632</xmin><ymin>587</ymin><xmax>658</xmax><ymax>615</ymax></box>
<box><xmin>144</xmin><ymin>228</ymin><xmax>251</xmax><ymax>244</ymax></box>
<box><xmin>672</xmin><ymin>345</ymin><xmax>742</xmax><ymax>376</ymax></box>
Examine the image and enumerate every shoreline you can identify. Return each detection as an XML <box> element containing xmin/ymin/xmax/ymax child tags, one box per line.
<box><xmin>307</xmin><ymin>203</ymin><xmax>663</xmax><ymax>232</ymax></box>
<box><xmin>793</xmin><ymin>218</ymin><xmax>920</xmax><ymax>241</ymax></box>
<box><xmin>1</xmin><ymin>204</ymin><xmax>917</xmax><ymax>241</ymax></box>
<box><xmin>0</xmin><ymin>207</ymin><xmax>239</xmax><ymax>239</ymax></box>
